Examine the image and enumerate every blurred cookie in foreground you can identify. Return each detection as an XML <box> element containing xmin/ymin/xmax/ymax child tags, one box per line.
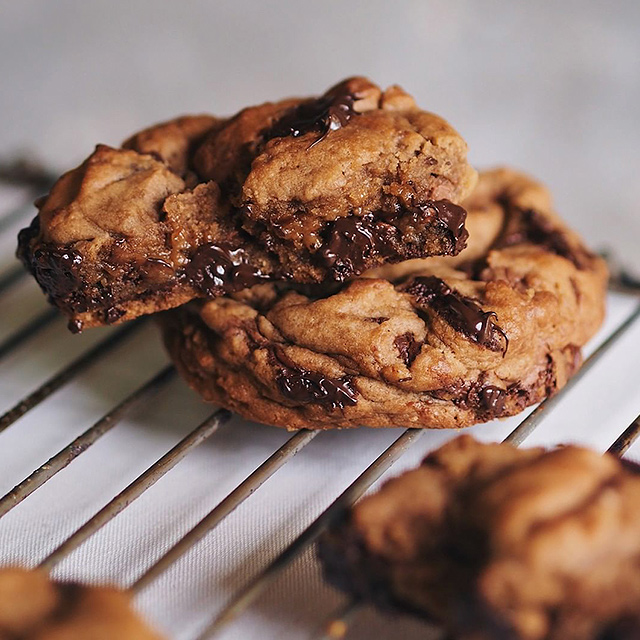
<box><xmin>17</xmin><ymin>77</ymin><xmax>476</xmax><ymax>332</ymax></box>
<box><xmin>319</xmin><ymin>436</ymin><xmax>640</xmax><ymax>640</ymax></box>
<box><xmin>0</xmin><ymin>567</ymin><xmax>163</xmax><ymax>639</ymax></box>
<box><xmin>159</xmin><ymin>168</ymin><xmax>607</xmax><ymax>430</ymax></box>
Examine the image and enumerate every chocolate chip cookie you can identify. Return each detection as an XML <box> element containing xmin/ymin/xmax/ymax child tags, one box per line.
<box><xmin>17</xmin><ymin>77</ymin><xmax>476</xmax><ymax>332</ymax></box>
<box><xmin>159</xmin><ymin>168</ymin><xmax>607</xmax><ymax>430</ymax></box>
<box><xmin>319</xmin><ymin>436</ymin><xmax>640</xmax><ymax>640</ymax></box>
<box><xmin>0</xmin><ymin>567</ymin><xmax>162</xmax><ymax>639</ymax></box>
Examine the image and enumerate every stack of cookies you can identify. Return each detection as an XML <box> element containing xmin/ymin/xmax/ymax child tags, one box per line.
<box><xmin>17</xmin><ymin>76</ymin><xmax>607</xmax><ymax>432</ymax></box>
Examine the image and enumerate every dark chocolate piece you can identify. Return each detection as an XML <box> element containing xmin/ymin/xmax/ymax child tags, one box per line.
<box><xmin>30</xmin><ymin>246</ymin><xmax>84</xmax><ymax>302</ymax></box>
<box><xmin>319</xmin><ymin>216</ymin><xmax>390</xmax><ymax>281</ymax></box>
<box><xmin>270</xmin><ymin>347</ymin><xmax>358</xmax><ymax>410</ymax></box>
<box><xmin>319</xmin><ymin>200</ymin><xmax>468</xmax><ymax>281</ymax></box>
<box><xmin>265</xmin><ymin>87</ymin><xmax>360</xmax><ymax>147</ymax></box>
<box><xmin>365</xmin><ymin>316</ymin><xmax>389</xmax><ymax>324</ymax></box>
<box><xmin>17</xmin><ymin>216</ymin><xmax>85</xmax><ymax>306</ymax></box>
<box><xmin>16</xmin><ymin>214</ymin><xmax>39</xmax><ymax>264</ymax></box>
<box><xmin>478</xmin><ymin>384</ymin><xmax>506</xmax><ymax>413</ymax></box>
<box><xmin>431</xmin><ymin>381</ymin><xmax>508</xmax><ymax>418</ymax></box>
<box><xmin>415</xmin><ymin>200</ymin><xmax>469</xmax><ymax>253</ymax></box>
<box><xmin>394</xmin><ymin>332</ymin><xmax>422</xmax><ymax>367</ymax></box>
<box><xmin>404</xmin><ymin>276</ymin><xmax>508</xmax><ymax>353</ymax></box>
<box><xmin>185</xmin><ymin>243</ymin><xmax>269</xmax><ymax>296</ymax></box>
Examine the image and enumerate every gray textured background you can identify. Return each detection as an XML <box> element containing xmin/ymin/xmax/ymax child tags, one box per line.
<box><xmin>1</xmin><ymin>0</ymin><xmax>639</xmax><ymax>270</ymax></box>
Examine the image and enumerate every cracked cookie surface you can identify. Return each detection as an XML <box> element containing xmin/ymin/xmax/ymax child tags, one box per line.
<box><xmin>0</xmin><ymin>567</ymin><xmax>162</xmax><ymax>639</ymax></box>
<box><xmin>159</xmin><ymin>168</ymin><xmax>607</xmax><ymax>430</ymax></box>
<box><xmin>17</xmin><ymin>77</ymin><xmax>476</xmax><ymax>331</ymax></box>
<box><xmin>318</xmin><ymin>436</ymin><xmax>640</xmax><ymax>640</ymax></box>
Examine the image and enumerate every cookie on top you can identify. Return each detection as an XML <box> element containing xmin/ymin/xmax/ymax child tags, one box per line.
<box><xmin>17</xmin><ymin>77</ymin><xmax>476</xmax><ymax>332</ymax></box>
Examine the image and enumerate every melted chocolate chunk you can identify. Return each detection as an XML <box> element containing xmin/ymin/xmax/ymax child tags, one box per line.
<box><xmin>394</xmin><ymin>332</ymin><xmax>422</xmax><ymax>367</ymax></box>
<box><xmin>319</xmin><ymin>199</ymin><xmax>468</xmax><ymax>281</ymax></box>
<box><xmin>186</xmin><ymin>243</ymin><xmax>269</xmax><ymax>295</ymax></box>
<box><xmin>32</xmin><ymin>246</ymin><xmax>84</xmax><ymax>300</ymax></box>
<box><xmin>365</xmin><ymin>316</ymin><xmax>389</xmax><ymax>324</ymax></box>
<box><xmin>431</xmin><ymin>381</ymin><xmax>510</xmax><ymax>419</ymax></box>
<box><xmin>478</xmin><ymin>385</ymin><xmax>506</xmax><ymax>413</ymax></box>
<box><xmin>17</xmin><ymin>216</ymin><xmax>89</xmax><ymax>310</ymax></box>
<box><xmin>319</xmin><ymin>216</ymin><xmax>391</xmax><ymax>280</ymax></box>
<box><xmin>496</xmin><ymin>206</ymin><xmax>590</xmax><ymax>269</ymax></box>
<box><xmin>404</xmin><ymin>276</ymin><xmax>508</xmax><ymax>353</ymax></box>
<box><xmin>270</xmin><ymin>347</ymin><xmax>358</xmax><ymax>410</ymax></box>
<box><xmin>264</xmin><ymin>88</ymin><xmax>360</xmax><ymax>147</ymax></box>
<box><xmin>414</xmin><ymin>200</ymin><xmax>469</xmax><ymax>253</ymax></box>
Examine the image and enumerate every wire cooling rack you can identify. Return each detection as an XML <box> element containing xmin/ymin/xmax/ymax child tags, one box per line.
<box><xmin>0</xmin><ymin>171</ymin><xmax>639</xmax><ymax>640</ymax></box>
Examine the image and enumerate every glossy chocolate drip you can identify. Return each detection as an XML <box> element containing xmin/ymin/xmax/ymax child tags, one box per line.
<box><xmin>319</xmin><ymin>216</ymin><xmax>389</xmax><ymax>280</ymax></box>
<box><xmin>32</xmin><ymin>246</ymin><xmax>84</xmax><ymax>300</ymax></box>
<box><xmin>270</xmin><ymin>347</ymin><xmax>358</xmax><ymax>410</ymax></box>
<box><xmin>414</xmin><ymin>200</ymin><xmax>469</xmax><ymax>253</ymax></box>
<box><xmin>264</xmin><ymin>88</ymin><xmax>360</xmax><ymax>147</ymax></box>
<box><xmin>394</xmin><ymin>332</ymin><xmax>422</xmax><ymax>367</ymax></box>
<box><xmin>319</xmin><ymin>199</ymin><xmax>468</xmax><ymax>281</ymax></box>
<box><xmin>496</xmin><ymin>206</ymin><xmax>589</xmax><ymax>269</ymax></box>
<box><xmin>404</xmin><ymin>276</ymin><xmax>508</xmax><ymax>353</ymax></box>
<box><xmin>186</xmin><ymin>243</ymin><xmax>269</xmax><ymax>295</ymax></box>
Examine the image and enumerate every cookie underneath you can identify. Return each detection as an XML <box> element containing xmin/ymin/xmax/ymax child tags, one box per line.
<box><xmin>17</xmin><ymin>77</ymin><xmax>476</xmax><ymax>331</ymax></box>
<box><xmin>159</xmin><ymin>168</ymin><xmax>607</xmax><ymax>430</ymax></box>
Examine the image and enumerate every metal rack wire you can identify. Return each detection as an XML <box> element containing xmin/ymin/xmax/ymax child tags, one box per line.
<box><xmin>0</xmin><ymin>175</ymin><xmax>639</xmax><ymax>640</ymax></box>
